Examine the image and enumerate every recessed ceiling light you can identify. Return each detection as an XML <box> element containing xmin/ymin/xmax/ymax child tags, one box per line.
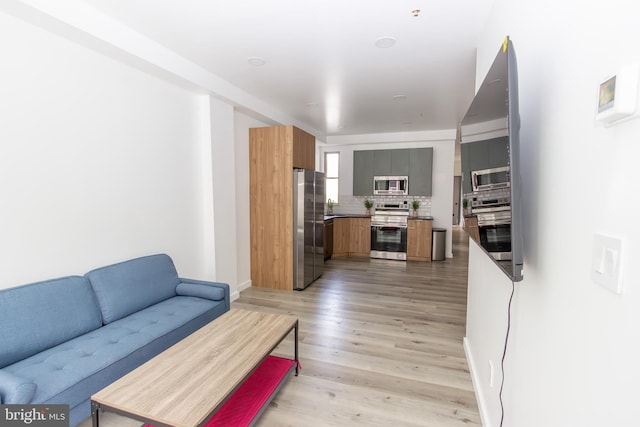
<box><xmin>393</xmin><ymin>95</ymin><xmax>408</xmax><ymax>101</ymax></box>
<box><xmin>412</xmin><ymin>9</ymin><xmax>421</xmax><ymax>17</ymax></box>
<box><xmin>247</xmin><ymin>57</ymin><xmax>266</xmax><ymax>66</ymax></box>
<box><xmin>375</xmin><ymin>36</ymin><xmax>396</xmax><ymax>48</ymax></box>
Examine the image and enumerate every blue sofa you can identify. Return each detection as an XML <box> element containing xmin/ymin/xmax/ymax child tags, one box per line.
<box><xmin>0</xmin><ymin>254</ymin><xmax>230</xmax><ymax>426</ymax></box>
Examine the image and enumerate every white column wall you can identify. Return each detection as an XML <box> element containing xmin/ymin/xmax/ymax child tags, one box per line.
<box><xmin>207</xmin><ymin>96</ymin><xmax>241</xmax><ymax>298</ymax></box>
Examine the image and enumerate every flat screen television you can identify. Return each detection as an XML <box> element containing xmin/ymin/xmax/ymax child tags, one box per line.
<box><xmin>460</xmin><ymin>37</ymin><xmax>523</xmax><ymax>282</ymax></box>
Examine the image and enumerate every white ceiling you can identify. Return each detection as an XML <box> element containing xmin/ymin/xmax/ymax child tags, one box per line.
<box><xmin>80</xmin><ymin>0</ymin><xmax>495</xmax><ymax>137</ymax></box>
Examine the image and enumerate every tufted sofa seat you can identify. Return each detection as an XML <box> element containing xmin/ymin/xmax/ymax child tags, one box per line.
<box><xmin>0</xmin><ymin>254</ymin><xmax>230</xmax><ymax>426</ymax></box>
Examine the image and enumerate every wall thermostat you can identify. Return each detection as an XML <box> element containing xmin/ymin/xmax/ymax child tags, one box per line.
<box><xmin>596</xmin><ymin>64</ymin><xmax>639</xmax><ymax>124</ymax></box>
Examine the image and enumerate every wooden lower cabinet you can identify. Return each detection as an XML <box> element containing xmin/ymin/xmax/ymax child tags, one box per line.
<box><xmin>324</xmin><ymin>219</ymin><xmax>334</xmax><ymax>260</ymax></box>
<box><xmin>407</xmin><ymin>218</ymin><xmax>433</xmax><ymax>262</ymax></box>
<box><xmin>332</xmin><ymin>217</ymin><xmax>371</xmax><ymax>257</ymax></box>
<box><xmin>463</xmin><ymin>216</ymin><xmax>480</xmax><ymax>242</ymax></box>
<box><xmin>350</xmin><ymin>218</ymin><xmax>371</xmax><ymax>257</ymax></box>
<box><xmin>333</xmin><ymin>218</ymin><xmax>350</xmax><ymax>256</ymax></box>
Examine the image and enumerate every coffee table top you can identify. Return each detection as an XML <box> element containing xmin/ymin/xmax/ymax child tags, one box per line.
<box><xmin>92</xmin><ymin>308</ymin><xmax>298</xmax><ymax>427</ymax></box>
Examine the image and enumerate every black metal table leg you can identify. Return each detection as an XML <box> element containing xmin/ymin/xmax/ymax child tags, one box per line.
<box><xmin>91</xmin><ymin>401</ymin><xmax>100</xmax><ymax>427</ymax></box>
<box><xmin>294</xmin><ymin>320</ymin><xmax>299</xmax><ymax>376</ymax></box>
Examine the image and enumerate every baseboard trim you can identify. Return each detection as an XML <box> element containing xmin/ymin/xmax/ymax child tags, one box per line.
<box><xmin>238</xmin><ymin>279</ymin><xmax>251</xmax><ymax>292</ymax></box>
<box><xmin>231</xmin><ymin>279</ymin><xmax>252</xmax><ymax>301</ymax></box>
<box><xmin>464</xmin><ymin>336</ymin><xmax>492</xmax><ymax>427</ymax></box>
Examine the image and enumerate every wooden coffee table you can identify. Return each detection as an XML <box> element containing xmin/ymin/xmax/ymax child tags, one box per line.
<box><xmin>91</xmin><ymin>308</ymin><xmax>298</xmax><ymax>427</ymax></box>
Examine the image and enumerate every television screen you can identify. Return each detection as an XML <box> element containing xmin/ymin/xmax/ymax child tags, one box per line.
<box><xmin>460</xmin><ymin>37</ymin><xmax>523</xmax><ymax>282</ymax></box>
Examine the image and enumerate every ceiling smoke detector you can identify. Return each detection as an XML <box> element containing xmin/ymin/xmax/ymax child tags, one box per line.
<box><xmin>247</xmin><ymin>57</ymin><xmax>266</xmax><ymax>66</ymax></box>
<box><xmin>374</xmin><ymin>36</ymin><xmax>396</xmax><ymax>48</ymax></box>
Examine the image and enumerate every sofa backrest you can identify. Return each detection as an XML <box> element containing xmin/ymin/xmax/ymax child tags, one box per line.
<box><xmin>85</xmin><ymin>254</ymin><xmax>179</xmax><ymax>324</ymax></box>
<box><xmin>0</xmin><ymin>276</ymin><xmax>103</xmax><ymax>368</ymax></box>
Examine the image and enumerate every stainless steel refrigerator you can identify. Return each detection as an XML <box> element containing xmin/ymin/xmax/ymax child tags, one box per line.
<box><xmin>293</xmin><ymin>169</ymin><xmax>325</xmax><ymax>290</ymax></box>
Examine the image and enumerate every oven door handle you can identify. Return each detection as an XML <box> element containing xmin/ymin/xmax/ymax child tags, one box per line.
<box><xmin>371</xmin><ymin>225</ymin><xmax>407</xmax><ymax>230</ymax></box>
<box><xmin>478</xmin><ymin>220</ymin><xmax>511</xmax><ymax>227</ymax></box>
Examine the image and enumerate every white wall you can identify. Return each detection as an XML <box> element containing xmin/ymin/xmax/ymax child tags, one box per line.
<box><xmin>0</xmin><ymin>4</ymin><xmax>314</xmax><ymax>300</ymax></box>
<box><xmin>0</xmin><ymin>11</ymin><xmax>215</xmax><ymax>287</ymax></box>
<box><xmin>0</xmin><ymin>0</ymin><xmax>327</xmax><ymax>299</ymax></box>
<box><xmin>465</xmin><ymin>1</ymin><xmax>640</xmax><ymax>426</ymax></box>
<box><xmin>207</xmin><ymin>97</ymin><xmax>239</xmax><ymax>295</ymax></box>
<box><xmin>321</xmin><ymin>130</ymin><xmax>456</xmax><ymax>257</ymax></box>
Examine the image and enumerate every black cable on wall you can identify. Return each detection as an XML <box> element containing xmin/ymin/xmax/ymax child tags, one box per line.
<box><xmin>499</xmin><ymin>279</ymin><xmax>515</xmax><ymax>427</ymax></box>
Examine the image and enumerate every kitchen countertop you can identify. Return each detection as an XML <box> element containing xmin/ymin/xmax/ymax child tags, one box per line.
<box><xmin>324</xmin><ymin>214</ymin><xmax>371</xmax><ymax>220</ymax></box>
<box><xmin>324</xmin><ymin>214</ymin><xmax>434</xmax><ymax>220</ymax></box>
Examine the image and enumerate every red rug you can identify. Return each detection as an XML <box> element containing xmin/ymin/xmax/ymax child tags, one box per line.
<box><xmin>145</xmin><ymin>355</ymin><xmax>296</xmax><ymax>427</ymax></box>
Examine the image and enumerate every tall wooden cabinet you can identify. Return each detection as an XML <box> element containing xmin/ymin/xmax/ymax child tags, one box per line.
<box><xmin>249</xmin><ymin>125</ymin><xmax>315</xmax><ymax>290</ymax></box>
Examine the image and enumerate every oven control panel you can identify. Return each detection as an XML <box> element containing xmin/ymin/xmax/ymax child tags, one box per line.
<box><xmin>470</xmin><ymin>188</ymin><xmax>510</xmax><ymax>209</ymax></box>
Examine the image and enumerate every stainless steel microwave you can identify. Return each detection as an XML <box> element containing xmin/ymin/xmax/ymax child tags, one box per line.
<box><xmin>471</xmin><ymin>166</ymin><xmax>510</xmax><ymax>192</ymax></box>
<box><xmin>373</xmin><ymin>176</ymin><xmax>408</xmax><ymax>195</ymax></box>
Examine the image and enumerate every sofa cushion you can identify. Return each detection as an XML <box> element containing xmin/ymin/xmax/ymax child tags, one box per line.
<box><xmin>0</xmin><ymin>276</ymin><xmax>102</xmax><ymax>368</ymax></box>
<box><xmin>86</xmin><ymin>254</ymin><xmax>180</xmax><ymax>324</ymax></box>
<box><xmin>0</xmin><ymin>370</ymin><xmax>37</xmax><ymax>404</ymax></box>
<box><xmin>4</xmin><ymin>296</ymin><xmax>225</xmax><ymax>409</ymax></box>
<box><xmin>176</xmin><ymin>282</ymin><xmax>226</xmax><ymax>301</ymax></box>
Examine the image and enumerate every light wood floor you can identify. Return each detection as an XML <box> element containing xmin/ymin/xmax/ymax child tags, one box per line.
<box><xmin>80</xmin><ymin>227</ymin><xmax>479</xmax><ymax>427</ymax></box>
<box><xmin>234</xmin><ymin>226</ymin><xmax>480</xmax><ymax>427</ymax></box>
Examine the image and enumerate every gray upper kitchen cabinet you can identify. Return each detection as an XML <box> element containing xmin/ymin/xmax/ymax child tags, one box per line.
<box><xmin>353</xmin><ymin>150</ymin><xmax>374</xmax><ymax>196</ymax></box>
<box><xmin>461</xmin><ymin>143</ymin><xmax>472</xmax><ymax>194</ymax></box>
<box><xmin>460</xmin><ymin>136</ymin><xmax>509</xmax><ymax>194</ymax></box>
<box><xmin>488</xmin><ymin>136</ymin><xmax>510</xmax><ymax>168</ymax></box>
<box><xmin>468</xmin><ymin>140</ymin><xmax>491</xmax><ymax>173</ymax></box>
<box><xmin>373</xmin><ymin>150</ymin><xmax>391</xmax><ymax>175</ymax></box>
<box><xmin>372</xmin><ymin>149</ymin><xmax>410</xmax><ymax>176</ymax></box>
<box><xmin>408</xmin><ymin>148</ymin><xmax>433</xmax><ymax>196</ymax></box>
<box><xmin>391</xmin><ymin>149</ymin><xmax>410</xmax><ymax>175</ymax></box>
<box><xmin>354</xmin><ymin>148</ymin><xmax>433</xmax><ymax>196</ymax></box>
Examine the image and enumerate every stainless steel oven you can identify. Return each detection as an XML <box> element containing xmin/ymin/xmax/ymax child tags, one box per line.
<box><xmin>478</xmin><ymin>224</ymin><xmax>511</xmax><ymax>259</ymax></box>
<box><xmin>476</xmin><ymin>205</ymin><xmax>512</xmax><ymax>260</ymax></box>
<box><xmin>370</xmin><ymin>206</ymin><xmax>409</xmax><ymax>260</ymax></box>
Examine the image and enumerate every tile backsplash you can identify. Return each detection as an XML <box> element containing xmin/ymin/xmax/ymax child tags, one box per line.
<box><xmin>329</xmin><ymin>195</ymin><xmax>432</xmax><ymax>217</ymax></box>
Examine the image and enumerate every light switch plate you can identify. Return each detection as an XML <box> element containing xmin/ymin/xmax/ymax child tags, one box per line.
<box><xmin>591</xmin><ymin>233</ymin><xmax>623</xmax><ymax>294</ymax></box>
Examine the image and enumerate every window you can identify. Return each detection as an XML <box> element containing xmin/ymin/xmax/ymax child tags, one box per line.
<box><xmin>325</xmin><ymin>152</ymin><xmax>339</xmax><ymax>203</ymax></box>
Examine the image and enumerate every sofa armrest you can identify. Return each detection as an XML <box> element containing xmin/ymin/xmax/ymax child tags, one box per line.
<box><xmin>177</xmin><ymin>278</ymin><xmax>230</xmax><ymax>311</ymax></box>
<box><xmin>0</xmin><ymin>370</ymin><xmax>36</xmax><ymax>404</ymax></box>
